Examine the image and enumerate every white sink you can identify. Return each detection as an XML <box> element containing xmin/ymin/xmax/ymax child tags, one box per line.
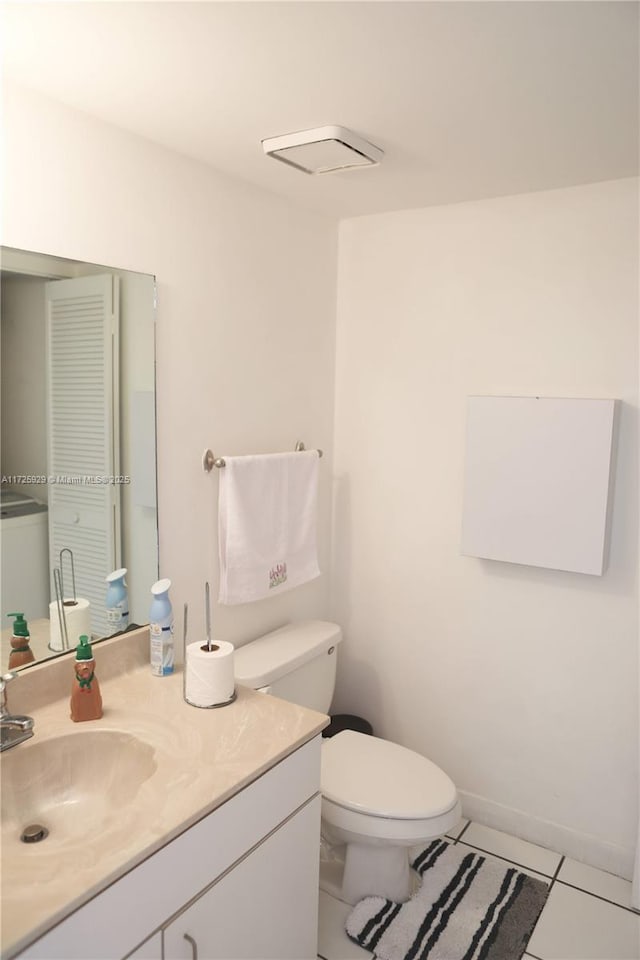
<box><xmin>1</xmin><ymin>730</ymin><xmax>157</xmax><ymax>854</ymax></box>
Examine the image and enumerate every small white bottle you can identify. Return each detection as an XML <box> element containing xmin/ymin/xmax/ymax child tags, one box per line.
<box><xmin>149</xmin><ymin>578</ymin><xmax>174</xmax><ymax>676</ymax></box>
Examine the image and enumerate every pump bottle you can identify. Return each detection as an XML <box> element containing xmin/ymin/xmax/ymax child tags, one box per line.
<box><xmin>6</xmin><ymin>613</ymin><xmax>35</xmax><ymax>670</ymax></box>
<box><xmin>70</xmin><ymin>635</ymin><xmax>103</xmax><ymax>722</ymax></box>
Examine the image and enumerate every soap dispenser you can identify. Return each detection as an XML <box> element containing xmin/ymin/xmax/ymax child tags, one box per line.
<box><xmin>70</xmin><ymin>634</ymin><xmax>103</xmax><ymax>722</ymax></box>
<box><xmin>7</xmin><ymin>613</ymin><xmax>35</xmax><ymax>670</ymax></box>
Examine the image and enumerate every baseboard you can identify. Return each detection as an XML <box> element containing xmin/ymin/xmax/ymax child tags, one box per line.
<box><xmin>459</xmin><ymin>789</ymin><xmax>635</xmax><ymax>881</ymax></box>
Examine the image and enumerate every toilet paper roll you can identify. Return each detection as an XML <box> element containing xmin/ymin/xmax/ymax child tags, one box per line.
<box><xmin>185</xmin><ymin>640</ymin><xmax>235</xmax><ymax>708</ymax></box>
<box><xmin>49</xmin><ymin>598</ymin><xmax>92</xmax><ymax>651</ymax></box>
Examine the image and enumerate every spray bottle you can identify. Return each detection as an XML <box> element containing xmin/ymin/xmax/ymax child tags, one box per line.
<box><xmin>105</xmin><ymin>568</ymin><xmax>129</xmax><ymax>632</ymax></box>
<box><xmin>149</xmin><ymin>578</ymin><xmax>174</xmax><ymax>676</ymax></box>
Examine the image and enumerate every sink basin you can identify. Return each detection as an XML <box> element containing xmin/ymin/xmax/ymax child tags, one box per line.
<box><xmin>1</xmin><ymin>730</ymin><xmax>157</xmax><ymax>853</ymax></box>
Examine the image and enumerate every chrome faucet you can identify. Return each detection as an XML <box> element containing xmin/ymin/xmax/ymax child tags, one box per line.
<box><xmin>0</xmin><ymin>672</ymin><xmax>34</xmax><ymax>752</ymax></box>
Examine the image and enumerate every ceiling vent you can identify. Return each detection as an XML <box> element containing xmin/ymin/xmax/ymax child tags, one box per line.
<box><xmin>261</xmin><ymin>125</ymin><xmax>383</xmax><ymax>175</ymax></box>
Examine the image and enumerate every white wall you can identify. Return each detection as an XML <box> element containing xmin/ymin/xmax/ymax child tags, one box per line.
<box><xmin>4</xmin><ymin>82</ymin><xmax>637</xmax><ymax>882</ymax></box>
<box><xmin>1</xmin><ymin>83</ymin><xmax>338</xmax><ymax>651</ymax></box>
<box><xmin>331</xmin><ymin>178</ymin><xmax>639</xmax><ymax>878</ymax></box>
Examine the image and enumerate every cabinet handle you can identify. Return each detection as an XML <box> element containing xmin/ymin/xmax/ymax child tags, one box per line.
<box><xmin>183</xmin><ymin>933</ymin><xmax>198</xmax><ymax>960</ymax></box>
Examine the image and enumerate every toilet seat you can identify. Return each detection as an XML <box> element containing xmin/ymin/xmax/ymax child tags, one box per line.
<box><xmin>321</xmin><ymin>730</ymin><xmax>460</xmax><ymax>843</ymax></box>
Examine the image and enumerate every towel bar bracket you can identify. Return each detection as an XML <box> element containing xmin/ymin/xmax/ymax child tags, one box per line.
<box><xmin>294</xmin><ymin>441</ymin><xmax>323</xmax><ymax>458</ymax></box>
<box><xmin>202</xmin><ymin>449</ymin><xmax>226</xmax><ymax>472</ymax></box>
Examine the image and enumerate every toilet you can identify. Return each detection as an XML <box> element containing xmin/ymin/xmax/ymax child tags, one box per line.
<box><xmin>234</xmin><ymin>620</ymin><xmax>461</xmax><ymax>905</ymax></box>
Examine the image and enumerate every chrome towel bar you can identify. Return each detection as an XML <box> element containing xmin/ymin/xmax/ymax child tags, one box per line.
<box><xmin>202</xmin><ymin>441</ymin><xmax>322</xmax><ymax>472</ymax></box>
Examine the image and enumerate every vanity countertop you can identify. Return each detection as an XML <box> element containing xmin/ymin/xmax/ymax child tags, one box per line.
<box><xmin>0</xmin><ymin>628</ymin><xmax>329</xmax><ymax>958</ymax></box>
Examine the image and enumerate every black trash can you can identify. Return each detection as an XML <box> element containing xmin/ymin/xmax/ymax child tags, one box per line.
<box><xmin>322</xmin><ymin>713</ymin><xmax>373</xmax><ymax>738</ymax></box>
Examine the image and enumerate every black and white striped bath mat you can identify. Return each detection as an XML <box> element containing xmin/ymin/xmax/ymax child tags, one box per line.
<box><xmin>345</xmin><ymin>839</ymin><xmax>549</xmax><ymax>960</ymax></box>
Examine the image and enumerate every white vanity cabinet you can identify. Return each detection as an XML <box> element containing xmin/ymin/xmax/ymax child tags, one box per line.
<box><xmin>14</xmin><ymin>738</ymin><xmax>321</xmax><ymax>960</ymax></box>
<box><xmin>126</xmin><ymin>933</ymin><xmax>163</xmax><ymax>959</ymax></box>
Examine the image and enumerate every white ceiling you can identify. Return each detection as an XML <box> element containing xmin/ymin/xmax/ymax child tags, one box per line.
<box><xmin>2</xmin><ymin>1</ymin><xmax>638</xmax><ymax>219</ymax></box>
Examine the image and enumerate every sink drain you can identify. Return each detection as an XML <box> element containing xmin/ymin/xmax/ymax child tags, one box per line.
<box><xmin>20</xmin><ymin>823</ymin><xmax>49</xmax><ymax>843</ymax></box>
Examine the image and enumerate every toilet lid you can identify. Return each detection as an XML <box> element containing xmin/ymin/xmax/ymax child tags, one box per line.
<box><xmin>321</xmin><ymin>731</ymin><xmax>457</xmax><ymax>820</ymax></box>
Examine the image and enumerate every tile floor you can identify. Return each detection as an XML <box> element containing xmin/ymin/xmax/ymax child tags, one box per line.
<box><xmin>317</xmin><ymin>819</ymin><xmax>640</xmax><ymax>960</ymax></box>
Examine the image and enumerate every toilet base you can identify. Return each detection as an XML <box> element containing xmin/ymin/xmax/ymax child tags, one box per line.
<box><xmin>344</xmin><ymin>842</ymin><xmax>413</xmax><ymax>904</ymax></box>
<box><xmin>320</xmin><ymin>842</ymin><xmax>418</xmax><ymax>906</ymax></box>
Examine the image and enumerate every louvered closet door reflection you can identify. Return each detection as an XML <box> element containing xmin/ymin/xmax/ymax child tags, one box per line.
<box><xmin>46</xmin><ymin>274</ymin><xmax>121</xmax><ymax>639</ymax></box>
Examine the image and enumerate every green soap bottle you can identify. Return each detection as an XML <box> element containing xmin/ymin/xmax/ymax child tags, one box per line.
<box><xmin>70</xmin><ymin>634</ymin><xmax>103</xmax><ymax>722</ymax></box>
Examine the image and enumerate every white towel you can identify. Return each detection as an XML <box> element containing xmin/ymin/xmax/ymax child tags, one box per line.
<box><xmin>218</xmin><ymin>450</ymin><xmax>321</xmax><ymax>605</ymax></box>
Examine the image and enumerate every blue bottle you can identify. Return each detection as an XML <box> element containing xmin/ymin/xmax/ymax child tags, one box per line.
<box><xmin>149</xmin><ymin>578</ymin><xmax>174</xmax><ymax>676</ymax></box>
<box><xmin>105</xmin><ymin>568</ymin><xmax>129</xmax><ymax>632</ymax></box>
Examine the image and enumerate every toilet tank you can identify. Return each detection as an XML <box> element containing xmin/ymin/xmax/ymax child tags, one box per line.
<box><xmin>234</xmin><ymin>620</ymin><xmax>342</xmax><ymax>713</ymax></box>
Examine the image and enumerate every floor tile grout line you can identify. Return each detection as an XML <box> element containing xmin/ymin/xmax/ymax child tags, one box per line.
<box><xmin>452</xmin><ymin>820</ymin><xmax>472</xmax><ymax>844</ymax></box>
<box><xmin>454</xmin><ymin>835</ymin><xmax>637</xmax><ymax>915</ymax></box>
<box><xmin>523</xmin><ymin>853</ymin><xmax>563</xmax><ymax>958</ymax></box>
<box><xmin>549</xmin><ymin>854</ymin><xmax>564</xmax><ymax>886</ymax></box>
<box><xmin>456</xmin><ymin>839</ymin><xmax>558</xmax><ymax>878</ymax></box>
<box><xmin>544</xmin><ymin>854</ymin><xmax>563</xmax><ymax>902</ymax></box>
<box><xmin>554</xmin><ymin>878</ymin><xmax>640</xmax><ymax>916</ymax></box>
<box><xmin>542</xmin><ymin>853</ymin><xmax>640</xmax><ymax>915</ymax></box>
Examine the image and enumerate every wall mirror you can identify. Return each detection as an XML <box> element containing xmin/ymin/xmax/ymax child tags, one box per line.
<box><xmin>1</xmin><ymin>246</ymin><xmax>158</xmax><ymax>670</ymax></box>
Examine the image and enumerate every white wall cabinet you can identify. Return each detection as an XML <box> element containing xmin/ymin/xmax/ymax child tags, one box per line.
<box><xmin>15</xmin><ymin>738</ymin><xmax>321</xmax><ymax>960</ymax></box>
<box><xmin>460</xmin><ymin>395</ymin><xmax>616</xmax><ymax>575</ymax></box>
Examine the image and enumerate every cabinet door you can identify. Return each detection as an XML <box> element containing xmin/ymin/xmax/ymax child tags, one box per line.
<box><xmin>124</xmin><ymin>932</ymin><xmax>162</xmax><ymax>959</ymax></box>
<box><xmin>164</xmin><ymin>796</ymin><xmax>321</xmax><ymax>960</ymax></box>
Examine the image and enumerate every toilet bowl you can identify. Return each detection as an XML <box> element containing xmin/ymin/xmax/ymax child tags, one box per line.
<box><xmin>234</xmin><ymin>621</ymin><xmax>461</xmax><ymax>905</ymax></box>
<box><xmin>319</xmin><ymin>729</ymin><xmax>461</xmax><ymax>903</ymax></box>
